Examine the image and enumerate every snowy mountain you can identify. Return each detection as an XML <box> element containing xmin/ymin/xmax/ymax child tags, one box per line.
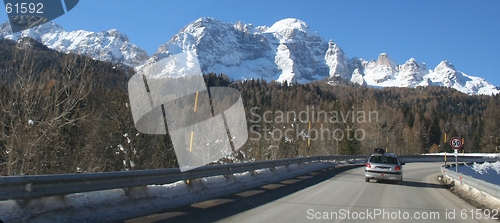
<box><xmin>0</xmin><ymin>21</ymin><xmax>148</xmax><ymax>67</ymax></box>
<box><xmin>1</xmin><ymin>17</ymin><xmax>498</xmax><ymax>95</ymax></box>
<box><xmin>150</xmin><ymin>18</ymin><xmax>329</xmax><ymax>83</ymax></box>
<box><xmin>152</xmin><ymin>17</ymin><xmax>499</xmax><ymax>95</ymax></box>
<box><xmin>421</xmin><ymin>61</ymin><xmax>499</xmax><ymax>95</ymax></box>
<box><xmin>345</xmin><ymin>54</ymin><xmax>498</xmax><ymax>95</ymax></box>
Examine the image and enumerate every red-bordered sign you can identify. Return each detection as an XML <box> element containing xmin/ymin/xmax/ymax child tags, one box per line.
<box><xmin>450</xmin><ymin>137</ymin><xmax>463</xmax><ymax>149</ymax></box>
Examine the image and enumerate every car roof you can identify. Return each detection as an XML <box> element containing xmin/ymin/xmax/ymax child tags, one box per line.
<box><xmin>370</xmin><ymin>152</ymin><xmax>398</xmax><ymax>157</ymax></box>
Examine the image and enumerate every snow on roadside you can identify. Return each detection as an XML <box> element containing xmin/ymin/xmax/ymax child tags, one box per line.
<box><xmin>448</xmin><ymin>161</ymin><xmax>500</xmax><ymax>186</ymax></box>
<box><xmin>471</xmin><ymin>161</ymin><xmax>500</xmax><ymax>175</ymax></box>
<box><xmin>0</xmin><ymin>161</ymin><xmax>343</xmax><ymax>223</ymax></box>
<box><xmin>441</xmin><ymin>174</ymin><xmax>500</xmax><ymax>213</ymax></box>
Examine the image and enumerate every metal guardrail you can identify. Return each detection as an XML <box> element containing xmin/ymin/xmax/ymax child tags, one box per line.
<box><xmin>441</xmin><ymin>164</ymin><xmax>500</xmax><ymax>199</ymax></box>
<box><xmin>399</xmin><ymin>155</ymin><xmax>499</xmax><ymax>163</ymax></box>
<box><xmin>0</xmin><ymin>155</ymin><xmax>365</xmax><ymax>201</ymax></box>
<box><xmin>0</xmin><ymin>154</ymin><xmax>497</xmax><ymax>201</ymax></box>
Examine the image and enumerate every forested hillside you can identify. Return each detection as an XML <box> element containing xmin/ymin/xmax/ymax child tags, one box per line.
<box><xmin>207</xmin><ymin>75</ymin><xmax>498</xmax><ymax>160</ymax></box>
<box><xmin>0</xmin><ymin>38</ymin><xmax>498</xmax><ymax>176</ymax></box>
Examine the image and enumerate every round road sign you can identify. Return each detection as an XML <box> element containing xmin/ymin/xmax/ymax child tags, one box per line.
<box><xmin>450</xmin><ymin>137</ymin><xmax>463</xmax><ymax>149</ymax></box>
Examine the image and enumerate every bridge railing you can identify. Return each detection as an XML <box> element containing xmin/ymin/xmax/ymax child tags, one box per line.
<box><xmin>0</xmin><ymin>154</ymin><xmax>497</xmax><ymax>201</ymax></box>
<box><xmin>0</xmin><ymin>155</ymin><xmax>365</xmax><ymax>201</ymax></box>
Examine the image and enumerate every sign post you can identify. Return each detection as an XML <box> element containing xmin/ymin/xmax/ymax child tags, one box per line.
<box><xmin>450</xmin><ymin>137</ymin><xmax>463</xmax><ymax>172</ymax></box>
<box><xmin>454</xmin><ymin>149</ymin><xmax>458</xmax><ymax>172</ymax></box>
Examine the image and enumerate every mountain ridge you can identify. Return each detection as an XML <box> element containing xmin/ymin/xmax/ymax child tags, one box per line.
<box><xmin>0</xmin><ymin>21</ymin><xmax>148</xmax><ymax>67</ymax></box>
<box><xmin>0</xmin><ymin>17</ymin><xmax>498</xmax><ymax>95</ymax></box>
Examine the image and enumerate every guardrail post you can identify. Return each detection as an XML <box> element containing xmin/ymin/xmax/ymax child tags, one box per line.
<box><xmin>223</xmin><ymin>167</ymin><xmax>234</xmax><ymax>180</ymax></box>
<box><xmin>13</xmin><ymin>183</ymin><xmax>35</xmax><ymax>207</ymax></box>
<box><xmin>269</xmin><ymin>165</ymin><xmax>277</xmax><ymax>172</ymax></box>
<box><xmin>285</xmin><ymin>161</ymin><xmax>291</xmax><ymax>169</ymax></box>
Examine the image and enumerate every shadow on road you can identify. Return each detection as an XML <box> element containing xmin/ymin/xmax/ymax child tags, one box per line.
<box><xmin>375</xmin><ymin>179</ymin><xmax>445</xmax><ymax>189</ymax></box>
<box><xmin>125</xmin><ymin>165</ymin><xmax>360</xmax><ymax>223</ymax></box>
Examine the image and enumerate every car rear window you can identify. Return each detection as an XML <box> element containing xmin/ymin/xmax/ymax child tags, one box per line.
<box><xmin>369</xmin><ymin>155</ymin><xmax>398</xmax><ymax>164</ymax></box>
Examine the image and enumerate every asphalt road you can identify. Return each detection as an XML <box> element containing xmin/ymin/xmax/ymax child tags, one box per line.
<box><xmin>126</xmin><ymin>163</ymin><xmax>499</xmax><ymax>223</ymax></box>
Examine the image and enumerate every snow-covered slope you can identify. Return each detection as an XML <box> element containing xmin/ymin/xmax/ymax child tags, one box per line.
<box><xmin>0</xmin><ymin>21</ymin><xmax>149</xmax><ymax>67</ymax></box>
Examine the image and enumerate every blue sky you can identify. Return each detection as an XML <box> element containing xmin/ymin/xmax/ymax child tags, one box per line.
<box><xmin>2</xmin><ymin>0</ymin><xmax>499</xmax><ymax>85</ymax></box>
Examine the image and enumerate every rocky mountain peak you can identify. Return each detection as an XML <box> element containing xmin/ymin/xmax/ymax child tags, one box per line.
<box><xmin>233</xmin><ymin>21</ymin><xmax>257</xmax><ymax>34</ymax></box>
<box><xmin>377</xmin><ymin>53</ymin><xmax>398</xmax><ymax>68</ymax></box>
<box><xmin>264</xmin><ymin>18</ymin><xmax>320</xmax><ymax>41</ymax></box>
<box><xmin>325</xmin><ymin>39</ymin><xmax>348</xmax><ymax>79</ymax></box>
<box><xmin>429</xmin><ymin>60</ymin><xmax>460</xmax><ymax>84</ymax></box>
<box><xmin>435</xmin><ymin>60</ymin><xmax>456</xmax><ymax>71</ymax></box>
<box><xmin>105</xmin><ymin>29</ymin><xmax>130</xmax><ymax>42</ymax></box>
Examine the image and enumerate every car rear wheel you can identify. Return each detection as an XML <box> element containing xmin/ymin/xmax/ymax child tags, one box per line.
<box><xmin>365</xmin><ymin>177</ymin><xmax>370</xmax><ymax>182</ymax></box>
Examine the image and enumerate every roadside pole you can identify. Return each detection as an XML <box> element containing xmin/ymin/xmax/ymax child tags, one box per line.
<box><xmin>444</xmin><ymin>151</ymin><xmax>446</xmax><ymax>166</ymax></box>
<box><xmin>454</xmin><ymin>149</ymin><xmax>458</xmax><ymax>172</ymax></box>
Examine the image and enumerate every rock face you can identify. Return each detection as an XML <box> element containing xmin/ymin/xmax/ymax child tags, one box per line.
<box><xmin>151</xmin><ymin>18</ymin><xmax>330</xmax><ymax>83</ymax></box>
<box><xmin>1</xmin><ymin>17</ymin><xmax>498</xmax><ymax>95</ymax></box>
<box><xmin>325</xmin><ymin>40</ymin><xmax>349</xmax><ymax>80</ymax></box>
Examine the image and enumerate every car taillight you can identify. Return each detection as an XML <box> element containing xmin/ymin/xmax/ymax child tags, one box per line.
<box><xmin>366</xmin><ymin>163</ymin><xmax>371</xmax><ymax>168</ymax></box>
<box><xmin>395</xmin><ymin>166</ymin><xmax>401</xmax><ymax>171</ymax></box>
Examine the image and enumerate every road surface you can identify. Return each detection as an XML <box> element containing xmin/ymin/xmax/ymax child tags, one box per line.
<box><xmin>126</xmin><ymin>163</ymin><xmax>499</xmax><ymax>223</ymax></box>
